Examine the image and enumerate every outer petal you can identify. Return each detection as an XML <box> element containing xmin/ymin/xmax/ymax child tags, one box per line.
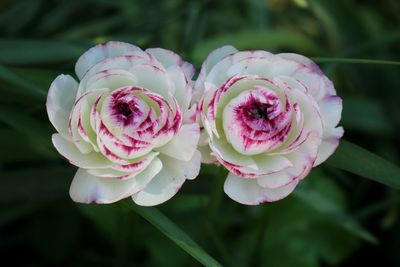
<box><xmin>46</xmin><ymin>75</ymin><xmax>78</xmax><ymax>138</ymax></box>
<box><xmin>210</xmin><ymin>138</ymin><xmax>293</xmax><ymax>177</ymax></box>
<box><xmin>319</xmin><ymin>95</ymin><xmax>342</xmax><ymax>130</ymax></box>
<box><xmin>80</xmin><ymin>69</ymin><xmax>137</xmax><ymax>96</ymax></box>
<box><xmin>198</xmin><ymin>46</ymin><xmax>238</xmax><ymax>77</ymax></box>
<box><xmin>193</xmin><ymin>45</ymin><xmax>238</xmax><ymax>103</ymax></box>
<box><xmin>146</xmin><ymin>48</ymin><xmax>195</xmax><ymax>79</ymax></box>
<box><xmin>198</xmin><ymin>131</ymin><xmax>218</xmax><ymax>164</ymax></box>
<box><xmin>69</xmin><ymin>157</ymin><xmax>162</xmax><ymax>204</ymax></box>
<box><xmin>278</xmin><ymin>53</ymin><xmax>324</xmax><ymax>75</ymax></box>
<box><xmin>52</xmin><ymin>134</ymin><xmax>111</xmax><ymax>168</ymax></box>
<box><xmin>166</xmin><ymin>65</ymin><xmax>192</xmax><ymax>111</ymax></box>
<box><xmin>132</xmin><ymin>151</ymin><xmax>201</xmax><ymax>206</ymax></box>
<box><xmin>224</xmin><ymin>172</ymin><xmax>299</xmax><ymax>205</ymax></box>
<box><xmin>75</xmin><ymin>41</ymin><xmax>142</xmax><ymax>80</ymax></box>
<box><xmin>314</xmin><ymin>127</ymin><xmax>344</xmax><ymax>166</ymax></box>
<box><xmin>129</xmin><ymin>63</ymin><xmax>174</xmax><ymax>99</ymax></box>
<box><xmin>257</xmin><ymin>135</ymin><xmax>320</xmax><ymax>188</ymax></box>
<box><xmin>156</xmin><ymin>123</ymin><xmax>200</xmax><ymax>161</ymax></box>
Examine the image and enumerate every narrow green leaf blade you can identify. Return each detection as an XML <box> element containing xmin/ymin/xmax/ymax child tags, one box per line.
<box><xmin>125</xmin><ymin>203</ymin><xmax>222</xmax><ymax>267</ymax></box>
<box><xmin>0</xmin><ymin>64</ymin><xmax>46</xmax><ymax>99</ymax></box>
<box><xmin>312</xmin><ymin>57</ymin><xmax>400</xmax><ymax>66</ymax></box>
<box><xmin>327</xmin><ymin>140</ymin><xmax>400</xmax><ymax>189</ymax></box>
<box><xmin>0</xmin><ymin>39</ymin><xmax>90</xmax><ymax>65</ymax></box>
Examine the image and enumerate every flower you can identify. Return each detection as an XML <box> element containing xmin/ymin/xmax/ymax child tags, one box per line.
<box><xmin>46</xmin><ymin>41</ymin><xmax>201</xmax><ymax>206</ymax></box>
<box><xmin>196</xmin><ymin>46</ymin><xmax>343</xmax><ymax>205</ymax></box>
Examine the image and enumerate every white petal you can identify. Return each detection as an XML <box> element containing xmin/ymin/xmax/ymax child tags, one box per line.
<box><xmin>52</xmin><ymin>133</ymin><xmax>111</xmax><ymax>168</ymax></box>
<box><xmin>199</xmin><ymin>144</ymin><xmax>218</xmax><ymax>164</ymax></box>
<box><xmin>278</xmin><ymin>53</ymin><xmax>323</xmax><ymax>74</ymax></box>
<box><xmin>183</xmin><ymin>103</ymin><xmax>198</xmax><ymax>124</ymax></box>
<box><xmin>314</xmin><ymin>127</ymin><xmax>344</xmax><ymax>166</ymax></box>
<box><xmin>319</xmin><ymin>95</ymin><xmax>342</xmax><ymax>129</ymax></box>
<box><xmin>132</xmin><ymin>151</ymin><xmax>201</xmax><ymax>206</ymax></box>
<box><xmin>46</xmin><ymin>75</ymin><xmax>78</xmax><ymax>137</ymax></box>
<box><xmin>129</xmin><ymin>63</ymin><xmax>174</xmax><ymax>99</ymax></box>
<box><xmin>204</xmin><ymin>50</ymin><xmax>275</xmax><ymax>87</ymax></box>
<box><xmin>146</xmin><ymin>48</ymin><xmax>195</xmax><ymax>79</ymax></box>
<box><xmin>81</xmin><ymin>53</ymin><xmax>153</xmax><ymax>80</ymax></box>
<box><xmin>211</xmin><ymin>138</ymin><xmax>258</xmax><ymax>170</ymax></box>
<box><xmin>257</xmin><ymin>140</ymin><xmax>318</xmax><ymax>188</ymax></box>
<box><xmin>69</xmin><ymin>157</ymin><xmax>162</xmax><ymax>204</ymax></box>
<box><xmin>75</xmin><ymin>41</ymin><xmax>142</xmax><ymax>80</ymax></box>
<box><xmin>199</xmin><ymin>45</ymin><xmax>238</xmax><ymax>76</ymax></box>
<box><xmin>166</xmin><ymin>65</ymin><xmax>192</xmax><ymax>111</ymax></box>
<box><xmin>226</xmin><ymin>57</ymin><xmax>299</xmax><ymax>79</ymax></box>
<box><xmin>193</xmin><ymin>45</ymin><xmax>238</xmax><ymax>103</ymax></box>
<box><xmin>224</xmin><ymin>172</ymin><xmax>299</xmax><ymax>205</ymax></box>
<box><xmin>81</xmin><ymin>69</ymin><xmax>137</xmax><ymax>95</ymax></box>
<box><xmin>156</xmin><ymin>123</ymin><xmax>200</xmax><ymax>161</ymax></box>
<box><xmin>198</xmin><ymin>131</ymin><xmax>218</xmax><ymax>164</ymax></box>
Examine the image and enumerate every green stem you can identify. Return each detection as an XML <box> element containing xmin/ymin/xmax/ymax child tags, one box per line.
<box><xmin>202</xmin><ymin>167</ymin><xmax>239</xmax><ymax>267</ymax></box>
<box><xmin>312</xmin><ymin>57</ymin><xmax>400</xmax><ymax>66</ymax></box>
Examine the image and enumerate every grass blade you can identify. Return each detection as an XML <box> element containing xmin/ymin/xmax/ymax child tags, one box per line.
<box><xmin>327</xmin><ymin>140</ymin><xmax>400</xmax><ymax>189</ymax></box>
<box><xmin>124</xmin><ymin>202</ymin><xmax>223</xmax><ymax>267</ymax></box>
<box><xmin>313</xmin><ymin>57</ymin><xmax>400</xmax><ymax>66</ymax></box>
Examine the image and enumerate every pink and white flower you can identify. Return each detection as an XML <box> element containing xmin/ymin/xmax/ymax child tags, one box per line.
<box><xmin>196</xmin><ymin>46</ymin><xmax>343</xmax><ymax>205</ymax></box>
<box><xmin>46</xmin><ymin>41</ymin><xmax>200</xmax><ymax>206</ymax></box>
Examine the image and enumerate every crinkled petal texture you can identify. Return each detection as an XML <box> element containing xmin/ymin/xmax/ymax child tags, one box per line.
<box><xmin>47</xmin><ymin>41</ymin><xmax>200</xmax><ymax>206</ymax></box>
<box><xmin>197</xmin><ymin>46</ymin><xmax>343</xmax><ymax>205</ymax></box>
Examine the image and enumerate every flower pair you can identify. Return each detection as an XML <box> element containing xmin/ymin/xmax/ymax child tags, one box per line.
<box><xmin>46</xmin><ymin>41</ymin><xmax>343</xmax><ymax>206</ymax></box>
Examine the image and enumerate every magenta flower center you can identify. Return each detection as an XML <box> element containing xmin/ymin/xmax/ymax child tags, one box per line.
<box><xmin>117</xmin><ymin>102</ymin><xmax>133</xmax><ymax>117</ymax></box>
<box><xmin>246</xmin><ymin>103</ymin><xmax>270</xmax><ymax>120</ymax></box>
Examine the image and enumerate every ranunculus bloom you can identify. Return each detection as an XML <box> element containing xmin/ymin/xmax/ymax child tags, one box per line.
<box><xmin>47</xmin><ymin>41</ymin><xmax>201</xmax><ymax>206</ymax></box>
<box><xmin>196</xmin><ymin>46</ymin><xmax>343</xmax><ymax>205</ymax></box>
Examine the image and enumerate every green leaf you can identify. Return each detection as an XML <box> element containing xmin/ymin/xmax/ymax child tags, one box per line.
<box><xmin>0</xmin><ymin>39</ymin><xmax>90</xmax><ymax>65</ymax></box>
<box><xmin>295</xmin><ymin>171</ymin><xmax>377</xmax><ymax>244</ymax></box>
<box><xmin>327</xmin><ymin>140</ymin><xmax>400</xmax><ymax>189</ymax></box>
<box><xmin>313</xmin><ymin>57</ymin><xmax>400</xmax><ymax>66</ymax></box>
<box><xmin>0</xmin><ymin>105</ymin><xmax>56</xmax><ymax>158</ymax></box>
<box><xmin>124</xmin><ymin>202</ymin><xmax>223</xmax><ymax>267</ymax></box>
<box><xmin>0</xmin><ymin>64</ymin><xmax>46</xmax><ymax>99</ymax></box>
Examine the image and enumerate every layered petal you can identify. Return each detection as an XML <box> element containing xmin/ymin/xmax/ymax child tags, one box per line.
<box><xmin>75</xmin><ymin>41</ymin><xmax>142</xmax><ymax>80</ymax></box>
<box><xmin>156</xmin><ymin>123</ymin><xmax>200</xmax><ymax>161</ymax></box>
<box><xmin>146</xmin><ymin>47</ymin><xmax>195</xmax><ymax>79</ymax></box>
<box><xmin>46</xmin><ymin>75</ymin><xmax>79</xmax><ymax>138</ymax></box>
<box><xmin>69</xmin><ymin>157</ymin><xmax>162</xmax><ymax>204</ymax></box>
<box><xmin>132</xmin><ymin>151</ymin><xmax>201</xmax><ymax>206</ymax></box>
<box><xmin>224</xmin><ymin>172</ymin><xmax>299</xmax><ymax>205</ymax></box>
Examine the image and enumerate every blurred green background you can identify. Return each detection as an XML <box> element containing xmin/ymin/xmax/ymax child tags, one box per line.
<box><xmin>1</xmin><ymin>0</ymin><xmax>400</xmax><ymax>266</ymax></box>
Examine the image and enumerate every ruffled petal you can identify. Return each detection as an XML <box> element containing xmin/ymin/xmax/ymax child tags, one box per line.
<box><xmin>156</xmin><ymin>123</ymin><xmax>200</xmax><ymax>161</ymax></box>
<box><xmin>146</xmin><ymin>47</ymin><xmax>195</xmax><ymax>79</ymax></box>
<box><xmin>132</xmin><ymin>151</ymin><xmax>201</xmax><ymax>206</ymax></box>
<box><xmin>69</xmin><ymin>157</ymin><xmax>162</xmax><ymax>204</ymax></box>
<box><xmin>319</xmin><ymin>95</ymin><xmax>343</xmax><ymax>130</ymax></box>
<box><xmin>79</xmin><ymin>69</ymin><xmax>137</xmax><ymax>96</ymax></box>
<box><xmin>75</xmin><ymin>41</ymin><xmax>142</xmax><ymax>80</ymax></box>
<box><xmin>52</xmin><ymin>134</ymin><xmax>111</xmax><ymax>168</ymax></box>
<box><xmin>166</xmin><ymin>65</ymin><xmax>192</xmax><ymax>111</ymax></box>
<box><xmin>314</xmin><ymin>126</ymin><xmax>344</xmax><ymax>166</ymax></box>
<box><xmin>224</xmin><ymin>172</ymin><xmax>299</xmax><ymax>205</ymax></box>
<box><xmin>129</xmin><ymin>63</ymin><xmax>174</xmax><ymax>99</ymax></box>
<box><xmin>46</xmin><ymin>75</ymin><xmax>78</xmax><ymax>138</ymax></box>
<box><xmin>193</xmin><ymin>45</ymin><xmax>238</xmax><ymax>103</ymax></box>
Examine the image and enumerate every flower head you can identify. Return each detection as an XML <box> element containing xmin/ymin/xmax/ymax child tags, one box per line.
<box><xmin>196</xmin><ymin>46</ymin><xmax>343</xmax><ymax>205</ymax></box>
<box><xmin>47</xmin><ymin>41</ymin><xmax>201</xmax><ymax>206</ymax></box>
